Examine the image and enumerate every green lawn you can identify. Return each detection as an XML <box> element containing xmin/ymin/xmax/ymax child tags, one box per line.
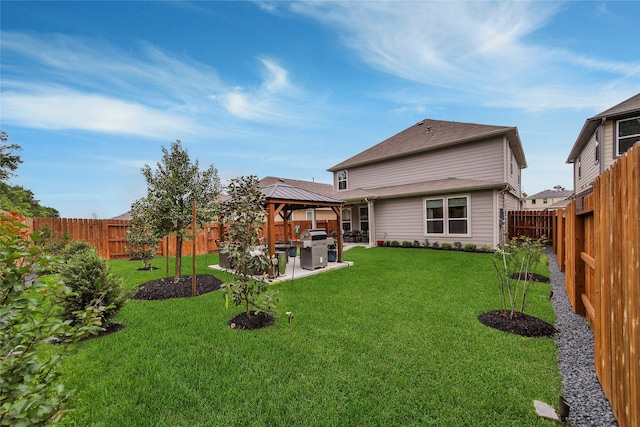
<box><xmin>60</xmin><ymin>247</ymin><xmax>561</xmax><ymax>426</ymax></box>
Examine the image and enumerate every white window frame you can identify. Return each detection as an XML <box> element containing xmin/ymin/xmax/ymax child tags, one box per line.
<box><xmin>616</xmin><ymin>116</ymin><xmax>640</xmax><ymax>157</ymax></box>
<box><xmin>337</xmin><ymin>170</ymin><xmax>348</xmax><ymax>191</ymax></box>
<box><xmin>423</xmin><ymin>194</ymin><xmax>471</xmax><ymax>237</ymax></box>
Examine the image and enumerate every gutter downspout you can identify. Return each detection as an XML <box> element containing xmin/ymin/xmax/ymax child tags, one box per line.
<box><xmin>498</xmin><ymin>185</ymin><xmax>510</xmax><ymax>246</ymax></box>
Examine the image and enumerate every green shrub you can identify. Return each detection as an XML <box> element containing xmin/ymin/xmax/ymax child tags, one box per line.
<box><xmin>61</xmin><ymin>240</ymin><xmax>93</xmax><ymax>263</ymax></box>
<box><xmin>390</xmin><ymin>240</ymin><xmax>400</xmax><ymax>247</ymax></box>
<box><xmin>402</xmin><ymin>241</ymin><xmax>412</xmax><ymax>248</ymax></box>
<box><xmin>431</xmin><ymin>241</ymin><xmax>440</xmax><ymax>249</ymax></box>
<box><xmin>464</xmin><ymin>243</ymin><xmax>477</xmax><ymax>252</ymax></box>
<box><xmin>36</xmin><ymin>223</ymin><xmax>71</xmax><ymax>256</ymax></box>
<box><xmin>424</xmin><ymin>239</ymin><xmax>430</xmax><ymax>248</ymax></box>
<box><xmin>453</xmin><ymin>241</ymin><xmax>462</xmax><ymax>251</ymax></box>
<box><xmin>58</xmin><ymin>246</ymin><xmax>128</xmax><ymax>326</ymax></box>
<box><xmin>441</xmin><ymin>243</ymin><xmax>452</xmax><ymax>250</ymax></box>
<box><xmin>0</xmin><ymin>212</ymin><xmax>105</xmax><ymax>425</ymax></box>
<box><xmin>480</xmin><ymin>245</ymin><xmax>493</xmax><ymax>253</ymax></box>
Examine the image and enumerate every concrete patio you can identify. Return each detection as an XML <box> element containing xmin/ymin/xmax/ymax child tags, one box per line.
<box><xmin>209</xmin><ymin>242</ymin><xmax>367</xmax><ymax>283</ymax></box>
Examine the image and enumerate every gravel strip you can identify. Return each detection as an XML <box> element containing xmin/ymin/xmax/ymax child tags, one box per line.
<box><xmin>546</xmin><ymin>247</ymin><xmax>618</xmax><ymax>426</ymax></box>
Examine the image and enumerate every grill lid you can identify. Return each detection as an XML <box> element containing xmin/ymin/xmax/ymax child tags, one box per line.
<box><xmin>300</xmin><ymin>229</ymin><xmax>328</xmax><ymax>240</ymax></box>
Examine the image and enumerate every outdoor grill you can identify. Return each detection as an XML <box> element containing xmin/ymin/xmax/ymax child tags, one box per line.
<box><xmin>299</xmin><ymin>229</ymin><xmax>328</xmax><ymax>270</ymax></box>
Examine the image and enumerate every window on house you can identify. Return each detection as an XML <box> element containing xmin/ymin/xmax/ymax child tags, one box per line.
<box><xmin>617</xmin><ymin>116</ymin><xmax>640</xmax><ymax>156</ymax></box>
<box><xmin>595</xmin><ymin>135</ymin><xmax>600</xmax><ymax>163</ymax></box>
<box><xmin>577</xmin><ymin>156</ymin><xmax>581</xmax><ymax>178</ymax></box>
<box><xmin>425</xmin><ymin>196</ymin><xmax>470</xmax><ymax>236</ymax></box>
<box><xmin>532</xmin><ymin>199</ymin><xmax>537</xmax><ymax>205</ymax></box>
<box><xmin>342</xmin><ymin>208</ymin><xmax>351</xmax><ymax>232</ymax></box>
<box><xmin>543</xmin><ymin>198</ymin><xmax>548</xmax><ymax>204</ymax></box>
<box><xmin>305</xmin><ymin>210</ymin><xmax>313</xmax><ymax>220</ymax></box>
<box><xmin>337</xmin><ymin>170</ymin><xmax>348</xmax><ymax>190</ymax></box>
<box><xmin>359</xmin><ymin>206</ymin><xmax>369</xmax><ymax>231</ymax></box>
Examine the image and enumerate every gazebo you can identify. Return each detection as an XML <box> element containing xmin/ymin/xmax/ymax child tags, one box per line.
<box><xmin>260</xmin><ymin>182</ymin><xmax>345</xmax><ymax>262</ymax></box>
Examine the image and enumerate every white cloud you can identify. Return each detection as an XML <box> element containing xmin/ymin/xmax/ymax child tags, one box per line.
<box><xmin>1</xmin><ymin>32</ymin><xmax>310</xmax><ymax>137</ymax></box>
<box><xmin>288</xmin><ymin>1</ymin><xmax>640</xmax><ymax>112</ymax></box>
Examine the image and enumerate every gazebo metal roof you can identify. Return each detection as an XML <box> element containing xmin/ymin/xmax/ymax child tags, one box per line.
<box><xmin>260</xmin><ymin>183</ymin><xmax>345</xmax><ymax>262</ymax></box>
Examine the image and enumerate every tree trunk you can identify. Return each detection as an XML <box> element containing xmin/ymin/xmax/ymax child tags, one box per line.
<box><xmin>174</xmin><ymin>235</ymin><xmax>183</xmax><ymax>283</ymax></box>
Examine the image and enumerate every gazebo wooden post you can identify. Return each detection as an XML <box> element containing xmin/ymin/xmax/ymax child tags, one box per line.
<box><xmin>332</xmin><ymin>205</ymin><xmax>343</xmax><ymax>262</ymax></box>
<box><xmin>282</xmin><ymin>208</ymin><xmax>290</xmax><ymax>245</ymax></box>
<box><xmin>267</xmin><ymin>202</ymin><xmax>276</xmax><ymax>258</ymax></box>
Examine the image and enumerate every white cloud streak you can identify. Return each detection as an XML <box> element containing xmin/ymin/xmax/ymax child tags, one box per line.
<box><xmin>1</xmin><ymin>32</ymin><xmax>305</xmax><ymax>138</ymax></box>
<box><xmin>287</xmin><ymin>1</ymin><xmax>640</xmax><ymax>112</ymax></box>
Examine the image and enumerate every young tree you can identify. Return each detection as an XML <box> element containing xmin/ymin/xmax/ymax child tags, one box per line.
<box><xmin>126</xmin><ymin>198</ymin><xmax>159</xmax><ymax>270</ymax></box>
<box><xmin>492</xmin><ymin>235</ymin><xmax>546</xmax><ymax>318</ymax></box>
<box><xmin>141</xmin><ymin>140</ymin><xmax>221</xmax><ymax>282</ymax></box>
<box><xmin>0</xmin><ymin>130</ymin><xmax>22</xmax><ymax>183</ymax></box>
<box><xmin>0</xmin><ymin>212</ymin><xmax>105</xmax><ymax>425</ymax></box>
<box><xmin>219</xmin><ymin>175</ymin><xmax>276</xmax><ymax>318</ymax></box>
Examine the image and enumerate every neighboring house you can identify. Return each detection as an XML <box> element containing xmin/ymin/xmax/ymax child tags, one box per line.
<box><xmin>258</xmin><ymin>176</ymin><xmax>336</xmax><ymax>222</ymax></box>
<box><xmin>567</xmin><ymin>93</ymin><xmax>640</xmax><ymax>201</ymax></box>
<box><xmin>524</xmin><ymin>189</ymin><xmax>573</xmax><ymax>210</ymax></box>
<box><xmin>327</xmin><ymin>118</ymin><xmax>526</xmax><ymax>248</ymax></box>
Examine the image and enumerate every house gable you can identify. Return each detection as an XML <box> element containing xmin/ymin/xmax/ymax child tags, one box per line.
<box><xmin>328</xmin><ymin>118</ymin><xmax>526</xmax><ymax>172</ymax></box>
<box><xmin>567</xmin><ymin>93</ymin><xmax>640</xmax><ymax>194</ymax></box>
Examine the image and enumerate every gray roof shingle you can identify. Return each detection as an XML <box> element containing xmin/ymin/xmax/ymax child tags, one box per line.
<box><xmin>328</xmin><ymin>118</ymin><xmax>525</xmax><ymax>171</ymax></box>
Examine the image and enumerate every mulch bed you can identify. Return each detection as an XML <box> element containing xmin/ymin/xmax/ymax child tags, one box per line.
<box><xmin>478</xmin><ymin>310</ymin><xmax>557</xmax><ymax>338</ymax></box>
<box><xmin>228</xmin><ymin>311</ymin><xmax>275</xmax><ymax>330</ymax></box>
<box><xmin>132</xmin><ymin>274</ymin><xmax>223</xmax><ymax>300</ymax></box>
<box><xmin>130</xmin><ymin>274</ymin><xmax>273</xmax><ymax>330</ymax></box>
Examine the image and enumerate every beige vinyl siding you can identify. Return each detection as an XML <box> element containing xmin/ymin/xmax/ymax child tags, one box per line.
<box><xmin>506</xmin><ymin>141</ymin><xmax>522</xmax><ymax>197</ymax></box>
<box><xmin>574</xmin><ymin>130</ymin><xmax>601</xmax><ymax>193</ymax></box>
<box><xmin>342</xmin><ymin>137</ymin><xmax>504</xmax><ymax>191</ymax></box>
<box><xmin>373</xmin><ymin>190</ymin><xmax>496</xmax><ymax>247</ymax></box>
<box><xmin>603</xmin><ymin>119</ymin><xmax>617</xmax><ymax>170</ymax></box>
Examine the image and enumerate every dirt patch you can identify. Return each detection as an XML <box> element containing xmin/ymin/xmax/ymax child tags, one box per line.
<box><xmin>510</xmin><ymin>272</ymin><xmax>550</xmax><ymax>283</ymax></box>
<box><xmin>229</xmin><ymin>311</ymin><xmax>275</xmax><ymax>330</ymax></box>
<box><xmin>478</xmin><ymin>310</ymin><xmax>557</xmax><ymax>338</ymax></box>
<box><xmin>132</xmin><ymin>274</ymin><xmax>223</xmax><ymax>300</ymax></box>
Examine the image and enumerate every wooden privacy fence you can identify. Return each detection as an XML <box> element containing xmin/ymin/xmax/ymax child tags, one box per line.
<box><xmin>562</xmin><ymin>144</ymin><xmax>639</xmax><ymax>427</ymax></box>
<box><xmin>507</xmin><ymin>210</ymin><xmax>556</xmax><ymax>241</ymax></box>
<box><xmin>30</xmin><ymin>217</ymin><xmax>340</xmax><ymax>260</ymax></box>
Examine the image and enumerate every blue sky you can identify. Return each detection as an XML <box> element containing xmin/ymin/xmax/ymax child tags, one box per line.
<box><xmin>1</xmin><ymin>1</ymin><xmax>639</xmax><ymax>218</ymax></box>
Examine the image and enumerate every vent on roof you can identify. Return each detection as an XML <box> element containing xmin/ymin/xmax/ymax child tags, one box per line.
<box><xmin>417</xmin><ymin>120</ymin><xmax>424</xmax><ymax>125</ymax></box>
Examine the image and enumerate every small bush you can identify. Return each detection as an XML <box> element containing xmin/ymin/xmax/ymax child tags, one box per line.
<box><xmin>61</xmin><ymin>240</ymin><xmax>93</xmax><ymax>263</ymax></box>
<box><xmin>402</xmin><ymin>241</ymin><xmax>412</xmax><ymax>248</ymax></box>
<box><xmin>431</xmin><ymin>241</ymin><xmax>440</xmax><ymax>249</ymax></box>
<box><xmin>58</xmin><ymin>246</ymin><xmax>128</xmax><ymax>326</ymax></box>
<box><xmin>412</xmin><ymin>240</ymin><xmax>421</xmax><ymax>248</ymax></box>
<box><xmin>441</xmin><ymin>243</ymin><xmax>452</xmax><ymax>250</ymax></box>
<box><xmin>480</xmin><ymin>245</ymin><xmax>493</xmax><ymax>253</ymax></box>
<box><xmin>453</xmin><ymin>241</ymin><xmax>462</xmax><ymax>251</ymax></box>
<box><xmin>390</xmin><ymin>240</ymin><xmax>400</xmax><ymax>247</ymax></box>
<box><xmin>464</xmin><ymin>243</ymin><xmax>477</xmax><ymax>252</ymax></box>
<box><xmin>424</xmin><ymin>239</ymin><xmax>430</xmax><ymax>248</ymax></box>
<box><xmin>36</xmin><ymin>224</ymin><xmax>71</xmax><ymax>256</ymax></box>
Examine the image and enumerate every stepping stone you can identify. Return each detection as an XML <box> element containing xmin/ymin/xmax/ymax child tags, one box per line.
<box><xmin>534</xmin><ymin>400</ymin><xmax>559</xmax><ymax>421</ymax></box>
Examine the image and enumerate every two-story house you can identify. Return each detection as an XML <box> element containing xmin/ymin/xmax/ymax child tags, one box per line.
<box><xmin>327</xmin><ymin>119</ymin><xmax>526</xmax><ymax>249</ymax></box>
<box><xmin>567</xmin><ymin>92</ymin><xmax>640</xmax><ymax>204</ymax></box>
<box><xmin>524</xmin><ymin>189</ymin><xmax>573</xmax><ymax>210</ymax></box>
